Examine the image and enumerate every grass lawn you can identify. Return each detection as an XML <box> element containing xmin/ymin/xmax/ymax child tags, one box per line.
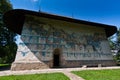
<box><xmin>0</xmin><ymin>64</ymin><xmax>10</xmax><ymax>67</ymax></box>
<box><xmin>0</xmin><ymin>73</ymin><xmax>70</xmax><ymax>80</ymax></box>
<box><xmin>0</xmin><ymin>64</ymin><xmax>11</xmax><ymax>70</ymax></box>
<box><xmin>72</xmin><ymin>69</ymin><xmax>120</xmax><ymax>80</ymax></box>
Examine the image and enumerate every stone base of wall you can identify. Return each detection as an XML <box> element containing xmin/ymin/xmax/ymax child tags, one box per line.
<box><xmin>11</xmin><ymin>62</ymin><xmax>49</xmax><ymax>71</ymax></box>
<box><xmin>61</xmin><ymin>60</ymin><xmax>116</xmax><ymax>68</ymax></box>
<box><xmin>11</xmin><ymin>60</ymin><xmax>116</xmax><ymax>70</ymax></box>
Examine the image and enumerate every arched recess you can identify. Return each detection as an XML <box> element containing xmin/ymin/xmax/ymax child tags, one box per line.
<box><xmin>53</xmin><ymin>48</ymin><xmax>62</xmax><ymax>67</ymax></box>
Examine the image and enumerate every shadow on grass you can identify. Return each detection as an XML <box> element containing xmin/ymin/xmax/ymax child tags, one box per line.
<box><xmin>0</xmin><ymin>64</ymin><xmax>11</xmax><ymax>71</ymax></box>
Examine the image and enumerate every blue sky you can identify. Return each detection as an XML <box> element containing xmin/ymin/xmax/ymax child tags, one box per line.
<box><xmin>10</xmin><ymin>0</ymin><xmax>120</xmax><ymax>28</ymax></box>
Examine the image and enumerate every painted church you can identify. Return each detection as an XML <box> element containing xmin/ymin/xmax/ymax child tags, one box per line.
<box><xmin>3</xmin><ymin>9</ymin><xmax>117</xmax><ymax>70</ymax></box>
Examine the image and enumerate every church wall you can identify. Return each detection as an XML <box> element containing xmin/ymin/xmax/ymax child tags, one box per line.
<box><xmin>13</xmin><ymin>15</ymin><xmax>115</xmax><ymax>69</ymax></box>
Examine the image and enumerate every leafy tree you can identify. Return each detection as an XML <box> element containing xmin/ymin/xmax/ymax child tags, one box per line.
<box><xmin>108</xmin><ymin>28</ymin><xmax>120</xmax><ymax>51</ymax></box>
<box><xmin>108</xmin><ymin>36</ymin><xmax>116</xmax><ymax>50</ymax></box>
<box><xmin>0</xmin><ymin>0</ymin><xmax>12</xmax><ymax>13</ymax></box>
<box><xmin>109</xmin><ymin>28</ymin><xmax>120</xmax><ymax>65</ymax></box>
<box><xmin>116</xmin><ymin>28</ymin><xmax>120</xmax><ymax>50</ymax></box>
<box><xmin>0</xmin><ymin>0</ymin><xmax>17</xmax><ymax>63</ymax></box>
<box><xmin>115</xmin><ymin>29</ymin><xmax>120</xmax><ymax>64</ymax></box>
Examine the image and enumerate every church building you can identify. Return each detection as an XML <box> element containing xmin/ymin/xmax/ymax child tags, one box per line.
<box><xmin>3</xmin><ymin>9</ymin><xmax>117</xmax><ymax>70</ymax></box>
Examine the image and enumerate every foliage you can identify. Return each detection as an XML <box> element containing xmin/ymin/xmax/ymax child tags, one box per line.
<box><xmin>108</xmin><ymin>28</ymin><xmax>120</xmax><ymax>64</ymax></box>
<box><xmin>0</xmin><ymin>0</ymin><xmax>12</xmax><ymax>13</ymax></box>
<box><xmin>116</xmin><ymin>28</ymin><xmax>120</xmax><ymax>50</ymax></box>
<box><xmin>0</xmin><ymin>42</ymin><xmax>17</xmax><ymax>63</ymax></box>
<box><xmin>108</xmin><ymin>36</ymin><xmax>116</xmax><ymax>50</ymax></box>
<box><xmin>115</xmin><ymin>50</ymin><xmax>120</xmax><ymax>65</ymax></box>
<box><xmin>72</xmin><ymin>69</ymin><xmax>120</xmax><ymax>80</ymax></box>
<box><xmin>108</xmin><ymin>28</ymin><xmax>120</xmax><ymax>50</ymax></box>
<box><xmin>0</xmin><ymin>73</ymin><xmax>70</xmax><ymax>80</ymax></box>
<box><xmin>0</xmin><ymin>0</ymin><xmax>17</xmax><ymax>64</ymax></box>
<box><xmin>114</xmin><ymin>29</ymin><xmax>120</xmax><ymax>63</ymax></box>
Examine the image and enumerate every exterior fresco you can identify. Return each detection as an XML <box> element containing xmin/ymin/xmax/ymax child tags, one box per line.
<box><xmin>15</xmin><ymin>15</ymin><xmax>113</xmax><ymax>63</ymax></box>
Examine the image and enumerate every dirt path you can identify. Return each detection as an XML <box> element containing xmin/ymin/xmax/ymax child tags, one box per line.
<box><xmin>0</xmin><ymin>66</ymin><xmax>120</xmax><ymax>80</ymax></box>
<box><xmin>63</xmin><ymin>71</ymin><xmax>85</xmax><ymax>80</ymax></box>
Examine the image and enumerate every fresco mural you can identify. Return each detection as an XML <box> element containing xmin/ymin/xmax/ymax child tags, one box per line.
<box><xmin>17</xmin><ymin>17</ymin><xmax>112</xmax><ymax>61</ymax></box>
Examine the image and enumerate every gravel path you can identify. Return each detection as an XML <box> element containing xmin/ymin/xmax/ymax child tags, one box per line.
<box><xmin>0</xmin><ymin>66</ymin><xmax>120</xmax><ymax>80</ymax></box>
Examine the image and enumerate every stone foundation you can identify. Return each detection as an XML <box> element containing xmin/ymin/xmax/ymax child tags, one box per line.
<box><xmin>11</xmin><ymin>60</ymin><xmax>116</xmax><ymax>70</ymax></box>
<box><xmin>11</xmin><ymin>62</ymin><xmax>49</xmax><ymax>71</ymax></box>
<box><xmin>42</xmin><ymin>60</ymin><xmax>116</xmax><ymax>68</ymax></box>
<box><xmin>62</xmin><ymin>60</ymin><xmax>116</xmax><ymax>67</ymax></box>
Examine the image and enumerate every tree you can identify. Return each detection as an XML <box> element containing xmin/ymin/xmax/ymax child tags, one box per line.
<box><xmin>0</xmin><ymin>0</ymin><xmax>13</xmax><ymax>45</ymax></box>
<box><xmin>109</xmin><ymin>28</ymin><xmax>120</xmax><ymax>65</ymax></box>
<box><xmin>116</xmin><ymin>28</ymin><xmax>120</xmax><ymax>50</ymax></box>
<box><xmin>0</xmin><ymin>0</ymin><xmax>12</xmax><ymax>13</ymax></box>
<box><xmin>0</xmin><ymin>0</ymin><xmax>17</xmax><ymax>63</ymax></box>
<box><xmin>115</xmin><ymin>29</ymin><xmax>120</xmax><ymax>63</ymax></box>
<box><xmin>108</xmin><ymin>28</ymin><xmax>120</xmax><ymax>51</ymax></box>
<box><xmin>108</xmin><ymin>36</ymin><xmax>116</xmax><ymax>50</ymax></box>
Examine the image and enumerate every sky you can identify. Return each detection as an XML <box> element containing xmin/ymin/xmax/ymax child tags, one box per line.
<box><xmin>10</xmin><ymin>0</ymin><xmax>120</xmax><ymax>28</ymax></box>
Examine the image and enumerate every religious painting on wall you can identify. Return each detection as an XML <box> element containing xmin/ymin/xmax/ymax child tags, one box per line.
<box><xmin>17</xmin><ymin>16</ymin><xmax>112</xmax><ymax>61</ymax></box>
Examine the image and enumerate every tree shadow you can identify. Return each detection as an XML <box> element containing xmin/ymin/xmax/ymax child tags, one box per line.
<box><xmin>0</xmin><ymin>65</ymin><xmax>11</xmax><ymax>71</ymax></box>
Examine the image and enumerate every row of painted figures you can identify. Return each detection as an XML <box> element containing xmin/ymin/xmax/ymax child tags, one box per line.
<box><xmin>19</xmin><ymin>49</ymin><xmax>111</xmax><ymax>60</ymax></box>
<box><xmin>20</xmin><ymin>23</ymin><xmax>107</xmax><ymax>53</ymax></box>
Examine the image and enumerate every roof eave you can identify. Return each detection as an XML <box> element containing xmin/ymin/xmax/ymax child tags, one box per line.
<box><xmin>3</xmin><ymin>9</ymin><xmax>117</xmax><ymax>37</ymax></box>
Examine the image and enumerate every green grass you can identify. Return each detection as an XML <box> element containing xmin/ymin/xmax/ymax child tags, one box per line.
<box><xmin>0</xmin><ymin>73</ymin><xmax>70</xmax><ymax>80</ymax></box>
<box><xmin>72</xmin><ymin>69</ymin><xmax>120</xmax><ymax>80</ymax></box>
<box><xmin>0</xmin><ymin>64</ymin><xmax>10</xmax><ymax>67</ymax></box>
